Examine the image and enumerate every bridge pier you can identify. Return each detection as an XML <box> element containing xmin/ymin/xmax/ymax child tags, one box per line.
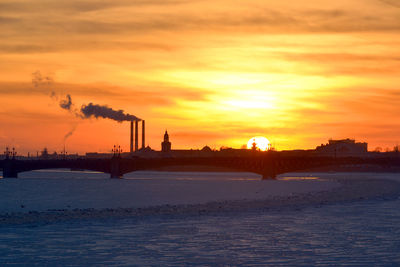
<box><xmin>261</xmin><ymin>164</ymin><xmax>277</xmax><ymax>180</ymax></box>
<box><xmin>3</xmin><ymin>159</ymin><xmax>18</xmax><ymax>178</ymax></box>
<box><xmin>110</xmin><ymin>157</ymin><xmax>123</xmax><ymax>179</ymax></box>
<box><xmin>262</xmin><ymin>173</ymin><xmax>276</xmax><ymax>180</ymax></box>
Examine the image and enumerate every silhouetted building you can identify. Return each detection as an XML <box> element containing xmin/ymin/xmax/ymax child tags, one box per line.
<box><xmin>161</xmin><ymin>130</ymin><xmax>171</xmax><ymax>152</ymax></box>
<box><xmin>251</xmin><ymin>138</ymin><xmax>257</xmax><ymax>151</ymax></box>
<box><xmin>41</xmin><ymin>148</ymin><xmax>49</xmax><ymax>159</ymax></box>
<box><xmin>316</xmin><ymin>139</ymin><xmax>368</xmax><ymax>157</ymax></box>
<box><xmin>201</xmin><ymin>146</ymin><xmax>212</xmax><ymax>152</ymax></box>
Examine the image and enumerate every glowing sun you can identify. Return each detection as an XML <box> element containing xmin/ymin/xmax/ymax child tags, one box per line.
<box><xmin>247</xmin><ymin>136</ymin><xmax>270</xmax><ymax>151</ymax></box>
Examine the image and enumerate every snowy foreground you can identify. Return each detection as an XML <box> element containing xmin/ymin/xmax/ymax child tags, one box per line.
<box><xmin>2</xmin><ymin>171</ymin><xmax>400</xmax><ymax>266</ymax></box>
<box><xmin>0</xmin><ymin>171</ymin><xmax>399</xmax><ymax>225</ymax></box>
<box><xmin>0</xmin><ymin>171</ymin><xmax>340</xmax><ymax>214</ymax></box>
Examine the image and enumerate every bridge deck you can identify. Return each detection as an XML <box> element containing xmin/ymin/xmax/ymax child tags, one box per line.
<box><xmin>1</xmin><ymin>156</ymin><xmax>399</xmax><ymax>179</ymax></box>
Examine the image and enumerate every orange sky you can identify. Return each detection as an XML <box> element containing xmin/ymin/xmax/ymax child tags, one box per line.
<box><xmin>1</xmin><ymin>0</ymin><xmax>400</xmax><ymax>154</ymax></box>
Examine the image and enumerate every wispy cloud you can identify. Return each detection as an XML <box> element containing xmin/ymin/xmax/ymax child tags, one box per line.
<box><xmin>2</xmin><ymin>1</ymin><xmax>400</xmax><ymax>40</ymax></box>
<box><xmin>379</xmin><ymin>0</ymin><xmax>400</xmax><ymax>8</ymax></box>
<box><xmin>0</xmin><ymin>0</ymin><xmax>190</xmax><ymax>13</ymax></box>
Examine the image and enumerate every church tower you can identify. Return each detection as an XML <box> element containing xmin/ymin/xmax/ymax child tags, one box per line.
<box><xmin>161</xmin><ymin>130</ymin><xmax>171</xmax><ymax>152</ymax></box>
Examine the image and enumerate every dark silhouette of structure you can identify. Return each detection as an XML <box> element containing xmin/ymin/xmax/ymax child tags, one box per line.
<box><xmin>251</xmin><ymin>138</ymin><xmax>257</xmax><ymax>151</ymax></box>
<box><xmin>162</xmin><ymin>130</ymin><xmax>171</xmax><ymax>152</ymax></box>
<box><xmin>130</xmin><ymin>120</ymin><xmax>146</xmax><ymax>153</ymax></box>
<box><xmin>142</xmin><ymin>120</ymin><xmax>145</xmax><ymax>150</ymax></box>
<box><xmin>130</xmin><ymin>121</ymin><xmax>134</xmax><ymax>153</ymax></box>
<box><xmin>1</xmin><ymin>152</ymin><xmax>399</xmax><ymax>179</ymax></box>
<box><xmin>316</xmin><ymin>139</ymin><xmax>368</xmax><ymax>157</ymax></box>
<box><xmin>135</xmin><ymin>120</ymin><xmax>139</xmax><ymax>152</ymax></box>
<box><xmin>2</xmin><ymin>136</ymin><xmax>397</xmax><ymax>180</ymax></box>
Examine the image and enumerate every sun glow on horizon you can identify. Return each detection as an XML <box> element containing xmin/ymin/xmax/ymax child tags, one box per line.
<box><xmin>247</xmin><ymin>136</ymin><xmax>271</xmax><ymax>151</ymax></box>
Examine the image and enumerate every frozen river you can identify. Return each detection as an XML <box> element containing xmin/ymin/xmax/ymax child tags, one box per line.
<box><xmin>1</xmin><ymin>170</ymin><xmax>400</xmax><ymax>266</ymax></box>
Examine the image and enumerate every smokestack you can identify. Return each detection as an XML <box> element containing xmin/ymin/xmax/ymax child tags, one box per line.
<box><xmin>142</xmin><ymin>120</ymin><xmax>145</xmax><ymax>149</ymax></box>
<box><xmin>130</xmin><ymin>121</ymin><xmax>133</xmax><ymax>153</ymax></box>
<box><xmin>135</xmin><ymin>120</ymin><xmax>139</xmax><ymax>151</ymax></box>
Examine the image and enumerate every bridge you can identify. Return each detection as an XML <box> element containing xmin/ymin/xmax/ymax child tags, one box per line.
<box><xmin>1</xmin><ymin>155</ymin><xmax>399</xmax><ymax>179</ymax></box>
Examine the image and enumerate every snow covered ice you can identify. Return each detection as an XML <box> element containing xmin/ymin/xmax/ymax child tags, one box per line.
<box><xmin>0</xmin><ymin>170</ymin><xmax>339</xmax><ymax>213</ymax></box>
<box><xmin>1</xmin><ymin>170</ymin><xmax>400</xmax><ymax>266</ymax></box>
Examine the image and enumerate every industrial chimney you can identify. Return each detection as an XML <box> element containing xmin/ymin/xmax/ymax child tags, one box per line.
<box><xmin>135</xmin><ymin>120</ymin><xmax>139</xmax><ymax>151</ymax></box>
<box><xmin>142</xmin><ymin>120</ymin><xmax>145</xmax><ymax>149</ymax></box>
<box><xmin>130</xmin><ymin>121</ymin><xmax>133</xmax><ymax>153</ymax></box>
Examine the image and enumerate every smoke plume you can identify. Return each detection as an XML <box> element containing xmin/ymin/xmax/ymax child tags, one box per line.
<box><xmin>32</xmin><ymin>72</ymin><xmax>141</xmax><ymax>123</ymax></box>
<box><xmin>32</xmin><ymin>70</ymin><xmax>54</xmax><ymax>88</ymax></box>
<box><xmin>59</xmin><ymin>96</ymin><xmax>139</xmax><ymax>124</ymax></box>
<box><xmin>64</xmin><ymin>125</ymin><xmax>77</xmax><ymax>142</ymax></box>
<box><xmin>32</xmin><ymin>71</ymin><xmax>57</xmax><ymax>100</ymax></box>
<box><xmin>60</xmin><ymin>94</ymin><xmax>73</xmax><ymax>110</ymax></box>
<box><xmin>80</xmin><ymin>103</ymin><xmax>141</xmax><ymax>122</ymax></box>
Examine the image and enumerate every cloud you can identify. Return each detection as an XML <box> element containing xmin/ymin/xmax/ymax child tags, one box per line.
<box><xmin>0</xmin><ymin>0</ymin><xmax>190</xmax><ymax>14</ymax></box>
<box><xmin>0</xmin><ymin>44</ymin><xmax>58</xmax><ymax>54</ymax></box>
<box><xmin>0</xmin><ymin>41</ymin><xmax>176</xmax><ymax>54</ymax></box>
<box><xmin>0</xmin><ymin>81</ymin><xmax>212</xmax><ymax>108</ymax></box>
<box><xmin>1</xmin><ymin>2</ymin><xmax>400</xmax><ymax>43</ymax></box>
<box><xmin>0</xmin><ymin>109</ymin><xmax>70</xmax><ymax>122</ymax></box>
<box><xmin>379</xmin><ymin>0</ymin><xmax>400</xmax><ymax>8</ymax></box>
<box><xmin>278</xmin><ymin>52</ymin><xmax>400</xmax><ymax>63</ymax></box>
<box><xmin>0</xmin><ymin>16</ymin><xmax>20</xmax><ymax>23</ymax></box>
<box><xmin>269</xmin><ymin>51</ymin><xmax>400</xmax><ymax>76</ymax></box>
<box><xmin>173</xmin><ymin>130</ymin><xmax>227</xmax><ymax>140</ymax></box>
<box><xmin>298</xmin><ymin>87</ymin><xmax>400</xmax><ymax>129</ymax></box>
<box><xmin>0</xmin><ymin>0</ymin><xmax>399</xmax><ymax>64</ymax></box>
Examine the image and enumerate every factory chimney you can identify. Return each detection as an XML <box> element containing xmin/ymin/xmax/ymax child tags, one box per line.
<box><xmin>130</xmin><ymin>121</ymin><xmax>133</xmax><ymax>153</ymax></box>
<box><xmin>135</xmin><ymin>120</ymin><xmax>139</xmax><ymax>151</ymax></box>
<box><xmin>142</xmin><ymin>120</ymin><xmax>145</xmax><ymax>149</ymax></box>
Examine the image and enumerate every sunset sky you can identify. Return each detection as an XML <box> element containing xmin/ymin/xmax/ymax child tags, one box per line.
<box><xmin>1</xmin><ymin>0</ymin><xmax>400</xmax><ymax>154</ymax></box>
